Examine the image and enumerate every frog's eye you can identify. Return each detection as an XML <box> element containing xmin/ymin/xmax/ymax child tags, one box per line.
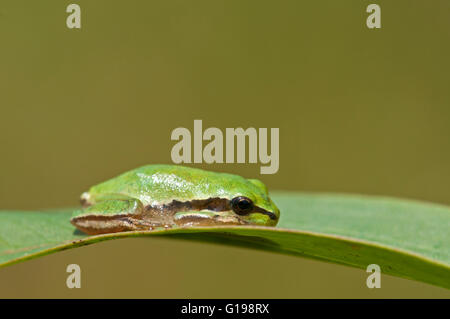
<box><xmin>231</xmin><ymin>196</ymin><xmax>254</xmax><ymax>215</ymax></box>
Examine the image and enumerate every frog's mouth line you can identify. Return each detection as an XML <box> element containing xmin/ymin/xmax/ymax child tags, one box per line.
<box><xmin>144</xmin><ymin>197</ymin><xmax>277</xmax><ymax>220</ymax></box>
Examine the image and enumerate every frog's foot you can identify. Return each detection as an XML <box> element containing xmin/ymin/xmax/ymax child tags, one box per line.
<box><xmin>71</xmin><ymin>198</ymin><xmax>156</xmax><ymax>235</ymax></box>
<box><xmin>173</xmin><ymin>210</ymin><xmax>247</xmax><ymax>227</ymax></box>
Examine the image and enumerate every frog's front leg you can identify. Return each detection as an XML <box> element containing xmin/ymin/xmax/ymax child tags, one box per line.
<box><xmin>71</xmin><ymin>198</ymin><xmax>161</xmax><ymax>235</ymax></box>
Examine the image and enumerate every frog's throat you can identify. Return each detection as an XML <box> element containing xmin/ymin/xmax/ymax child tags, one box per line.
<box><xmin>144</xmin><ymin>197</ymin><xmax>277</xmax><ymax>220</ymax></box>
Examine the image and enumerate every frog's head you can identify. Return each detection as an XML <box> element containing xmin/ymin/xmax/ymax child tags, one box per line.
<box><xmin>174</xmin><ymin>176</ymin><xmax>280</xmax><ymax>227</ymax></box>
<box><xmin>229</xmin><ymin>178</ymin><xmax>280</xmax><ymax>227</ymax></box>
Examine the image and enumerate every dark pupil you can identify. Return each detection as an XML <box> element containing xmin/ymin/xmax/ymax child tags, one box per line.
<box><xmin>238</xmin><ymin>199</ymin><xmax>252</xmax><ymax>210</ymax></box>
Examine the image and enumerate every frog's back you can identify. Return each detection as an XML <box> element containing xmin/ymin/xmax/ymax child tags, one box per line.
<box><xmin>88</xmin><ymin>164</ymin><xmax>256</xmax><ymax>205</ymax></box>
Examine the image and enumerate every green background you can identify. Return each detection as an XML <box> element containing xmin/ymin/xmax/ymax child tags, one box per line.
<box><xmin>0</xmin><ymin>0</ymin><xmax>449</xmax><ymax>297</ymax></box>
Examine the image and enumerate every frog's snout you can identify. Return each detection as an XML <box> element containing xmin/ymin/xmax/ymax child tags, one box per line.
<box><xmin>261</xmin><ymin>206</ymin><xmax>280</xmax><ymax>226</ymax></box>
<box><xmin>265</xmin><ymin>211</ymin><xmax>278</xmax><ymax>220</ymax></box>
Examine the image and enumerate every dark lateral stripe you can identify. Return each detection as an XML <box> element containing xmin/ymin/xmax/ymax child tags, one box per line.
<box><xmin>253</xmin><ymin>206</ymin><xmax>277</xmax><ymax>220</ymax></box>
<box><xmin>145</xmin><ymin>197</ymin><xmax>276</xmax><ymax>219</ymax></box>
<box><xmin>145</xmin><ymin>197</ymin><xmax>230</xmax><ymax>214</ymax></box>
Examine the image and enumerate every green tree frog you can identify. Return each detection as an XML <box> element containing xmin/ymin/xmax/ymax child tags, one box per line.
<box><xmin>71</xmin><ymin>164</ymin><xmax>280</xmax><ymax>235</ymax></box>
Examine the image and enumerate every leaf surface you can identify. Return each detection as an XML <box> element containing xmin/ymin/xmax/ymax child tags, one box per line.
<box><xmin>0</xmin><ymin>192</ymin><xmax>449</xmax><ymax>288</ymax></box>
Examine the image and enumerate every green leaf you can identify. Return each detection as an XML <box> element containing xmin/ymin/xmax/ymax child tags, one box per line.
<box><xmin>0</xmin><ymin>192</ymin><xmax>449</xmax><ymax>289</ymax></box>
